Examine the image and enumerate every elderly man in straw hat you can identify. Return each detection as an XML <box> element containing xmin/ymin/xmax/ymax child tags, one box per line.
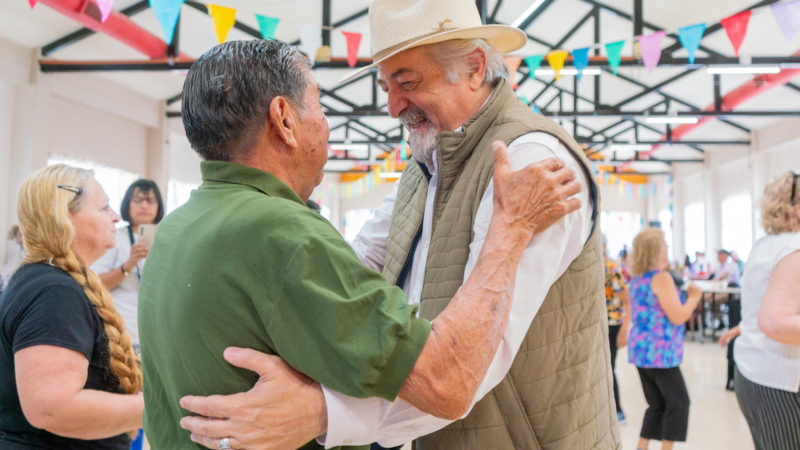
<box><xmin>179</xmin><ymin>0</ymin><xmax>620</xmax><ymax>449</ymax></box>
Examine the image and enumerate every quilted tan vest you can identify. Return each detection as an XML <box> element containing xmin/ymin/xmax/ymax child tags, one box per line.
<box><xmin>382</xmin><ymin>79</ymin><xmax>620</xmax><ymax>449</ymax></box>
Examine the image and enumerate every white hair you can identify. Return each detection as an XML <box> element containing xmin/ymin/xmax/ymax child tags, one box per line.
<box><xmin>423</xmin><ymin>39</ymin><xmax>509</xmax><ymax>86</ymax></box>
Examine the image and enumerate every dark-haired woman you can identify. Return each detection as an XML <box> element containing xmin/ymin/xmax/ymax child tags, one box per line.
<box><xmin>92</xmin><ymin>179</ymin><xmax>164</xmax><ymax>353</ymax></box>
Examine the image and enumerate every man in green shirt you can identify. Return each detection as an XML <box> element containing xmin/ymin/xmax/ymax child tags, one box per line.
<box><xmin>139</xmin><ymin>39</ymin><xmax>580</xmax><ymax>450</ymax></box>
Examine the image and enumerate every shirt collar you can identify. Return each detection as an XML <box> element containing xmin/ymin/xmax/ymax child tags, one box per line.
<box><xmin>199</xmin><ymin>160</ymin><xmax>305</xmax><ymax>206</ymax></box>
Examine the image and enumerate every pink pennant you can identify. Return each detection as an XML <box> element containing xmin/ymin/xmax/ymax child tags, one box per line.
<box><xmin>341</xmin><ymin>31</ymin><xmax>362</xmax><ymax>68</ymax></box>
<box><xmin>720</xmin><ymin>10</ymin><xmax>751</xmax><ymax>56</ymax></box>
<box><xmin>637</xmin><ymin>30</ymin><xmax>666</xmax><ymax>73</ymax></box>
<box><xmin>96</xmin><ymin>0</ymin><xmax>114</xmax><ymax>22</ymax></box>
<box><xmin>28</xmin><ymin>0</ymin><xmax>36</xmax><ymax>8</ymax></box>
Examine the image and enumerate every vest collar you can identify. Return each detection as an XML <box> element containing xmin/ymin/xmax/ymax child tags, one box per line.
<box><xmin>432</xmin><ymin>78</ymin><xmax>516</xmax><ymax>190</ymax></box>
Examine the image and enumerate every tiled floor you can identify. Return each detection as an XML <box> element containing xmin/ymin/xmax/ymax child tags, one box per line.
<box><xmin>616</xmin><ymin>339</ymin><xmax>754</xmax><ymax>449</ymax></box>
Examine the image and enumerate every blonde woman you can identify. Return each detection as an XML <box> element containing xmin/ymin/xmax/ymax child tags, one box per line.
<box><xmin>628</xmin><ymin>227</ymin><xmax>702</xmax><ymax>450</ymax></box>
<box><xmin>0</xmin><ymin>165</ymin><xmax>143</xmax><ymax>449</ymax></box>
<box><xmin>732</xmin><ymin>171</ymin><xmax>800</xmax><ymax>450</ymax></box>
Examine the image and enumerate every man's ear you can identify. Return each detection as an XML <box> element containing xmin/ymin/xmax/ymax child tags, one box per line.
<box><xmin>268</xmin><ymin>96</ymin><xmax>298</xmax><ymax>150</ymax></box>
<box><xmin>465</xmin><ymin>46</ymin><xmax>488</xmax><ymax>90</ymax></box>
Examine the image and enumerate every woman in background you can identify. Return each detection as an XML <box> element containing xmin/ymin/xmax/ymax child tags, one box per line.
<box><xmin>733</xmin><ymin>170</ymin><xmax>800</xmax><ymax>450</ymax></box>
<box><xmin>628</xmin><ymin>227</ymin><xmax>702</xmax><ymax>450</ymax></box>
<box><xmin>0</xmin><ymin>164</ymin><xmax>142</xmax><ymax>448</ymax></box>
<box><xmin>93</xmin><ymin>179</ymin><xmax>163</xmax><ymax>353</ymax></box>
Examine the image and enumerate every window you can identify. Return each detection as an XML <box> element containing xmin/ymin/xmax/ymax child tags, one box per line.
<box><xmin>721</xmin><ymin>193</ymin><xmax>753</xmax><ymax>260</ymax></box>
<box><xmin>600</xmin><ymin>211</ymin><xmax>643</xmax><ymax>260</ymax></box>
<box><xmin>47</xmin><ymin>155</ymin><xmax>139</xmax><ymax>217</ymax></box>
<box><xmin>166</xmin><ymin>180</ymin><xmax>199</xmax><ymax>214</ymax></box>
<box><xmin>684</xmin><ymin>202</ymin><xmax>705</xmax><ymax>256</ymax></box>
<box><xmin>343</xmin><ymin>208</ymin><xmax>374</xmax><ymax>243</ymax></box>
<box><xmin>658</xmin><ymin>209</ymin><xmax>674</xmax><ymax>260</ymax></box>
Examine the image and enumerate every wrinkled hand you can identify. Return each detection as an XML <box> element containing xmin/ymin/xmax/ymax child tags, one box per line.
<box><xmin>128</xmin><ymin>243</ymin><xmax>149</xmax><ymax>265</ymax></box>
<box><xmin>718</xmin><ymin>326</ymin><xmax>740</xmax><ymax>347</ymax></box>
<box><xmin>179</xmin><ymin>347</ymin><xmax>326</xmax><ymax>450</ymax></box>
<box><xmin>492</xmin><ymin>140</ymin><xmax>581</xmax><ymax>236</ymax></box>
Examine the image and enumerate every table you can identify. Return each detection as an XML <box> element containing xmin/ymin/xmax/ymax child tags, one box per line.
<box><xmin>683</xmin><ymin>280</ymin><xmax>741</xmax><ymax>343</ymax></box>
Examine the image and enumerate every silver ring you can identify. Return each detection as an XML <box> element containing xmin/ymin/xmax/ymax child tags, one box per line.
<box><xmin>219</xmin><ymin>437</ymin><xmax>232</xmax><ymax>450</ymax></box>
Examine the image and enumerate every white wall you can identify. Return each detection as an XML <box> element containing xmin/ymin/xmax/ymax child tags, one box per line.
<box><xmin>671</xmin><ymin>117</ymin><xmax>800</xmax><ymax>262</ymax></box>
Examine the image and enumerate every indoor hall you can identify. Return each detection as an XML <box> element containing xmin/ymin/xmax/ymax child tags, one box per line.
<box><xmin>1</xmin><ymin>0</ymin><xmax>799</xmax><ymax>449</ymax></box>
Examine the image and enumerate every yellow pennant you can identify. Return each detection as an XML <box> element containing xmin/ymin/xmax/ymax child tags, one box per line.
<box><xmin>207</xmin><ymin>4</ymin><xmax>236</xmax><ymax>43</ymax></box>
<box><xmin>547</xmin><ymin>50</ymin><xmax>568</xmax><ymax>81</ymax></box>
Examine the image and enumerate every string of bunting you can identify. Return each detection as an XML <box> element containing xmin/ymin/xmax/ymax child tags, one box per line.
<box><xmin>509</xmin><ymin>0</ymin><xmax>800</xmax><ymax>82</ymax></box>
<box><xmin>27</xmin><ymin>0</ymin><xmax>800</xmax><ymax>72</ymax></box>
<box><xmin>337</xmin><ymin>142</ymin><xmax>410</xmax><ymax>199</ymax></box>
<box><xmin>590</xmin><ymin>166</ymin><xmax>674</xmax><ymax>200</ymax></box>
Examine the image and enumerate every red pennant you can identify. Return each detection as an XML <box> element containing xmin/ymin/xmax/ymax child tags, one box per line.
<box><xmin>28</xmin><ymin>0</ymin><xmax>36</xmax><ymax>7</ymax></box>
<box><xmin>341</xmin><ymin>31</ymin><xmax>362</xmax><ymax>68</ymax></box>
<box><xmin>720</xmin><ymin>10</ymin><xmax>751</xmax><ymax>56</ymax></box>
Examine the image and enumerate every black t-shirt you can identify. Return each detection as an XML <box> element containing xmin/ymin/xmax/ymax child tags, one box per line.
<box><xmin>0</xmin><ymin>263</ymin><xmax>131</xmax><ymax>449</ymax></box>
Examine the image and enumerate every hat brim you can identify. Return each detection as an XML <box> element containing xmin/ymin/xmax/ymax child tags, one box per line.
<box><xmin>338</xmin><ymin>25</ymin><xmax>527</xmax><ymax>84</ymax></box>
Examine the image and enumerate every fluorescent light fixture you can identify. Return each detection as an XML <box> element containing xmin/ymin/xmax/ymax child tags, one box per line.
<box><xmin>510</xmin><ymin>0</ymin><xmax>546</xmax><ymax>28</ymax></box>
<box><xmin>533</xmin><ymin>68</ymin><xmax>602</xmax><ymax>76</ymax></box>
<box><xmin>609</xmin><ymin>144</ymin><xmax>653</xmax><ymax>151</ymax></box>
<box><xmin>379</xmin><ymin>172</ymin><xmax>403</xmax><ymax>178</ymax></box>
<box><xmin>645</xmin><ymin>116</ymin><xmax>699</xmax><ymax>125</ymax></box>
<box><xmin>706</xmin><ymin>65</ymin><xmax>781</xmax><ymax>75</ymax></box>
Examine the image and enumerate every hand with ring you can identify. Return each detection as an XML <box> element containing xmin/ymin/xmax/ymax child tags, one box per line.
<box><xmin>180</xmin><ymin>347</ymin><xmax>328</xmax><ymax>449</ymax></box>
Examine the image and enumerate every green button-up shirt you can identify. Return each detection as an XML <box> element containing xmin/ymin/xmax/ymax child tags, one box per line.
<box><xmin>139</xmin><ymin>161</ymin><xmax>431</xmax><ymax>449</ymax></box>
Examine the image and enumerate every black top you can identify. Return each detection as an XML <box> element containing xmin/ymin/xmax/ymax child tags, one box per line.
<box><xmin>0</xmin><ymin>263</ymin><xmax>131</xmax><ymax>449</ymax></box>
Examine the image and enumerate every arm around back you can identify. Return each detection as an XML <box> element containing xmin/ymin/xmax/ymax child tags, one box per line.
<box><xmin>651</xmin><ymin>272</ymin><xmax>701</xmax><ymax>326</ymax></box>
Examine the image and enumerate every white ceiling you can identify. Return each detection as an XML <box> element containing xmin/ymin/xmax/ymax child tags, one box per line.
<box><xmin>3</xmin><ymin>0</ymin><xmax>800</xmax><ymax>173</ymax></box>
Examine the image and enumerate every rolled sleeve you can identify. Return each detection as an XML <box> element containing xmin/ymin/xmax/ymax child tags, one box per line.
<box><xmin>264</xmin><ymin>217</ymin><xmax>431</xmax><ymax>401</ymax></box>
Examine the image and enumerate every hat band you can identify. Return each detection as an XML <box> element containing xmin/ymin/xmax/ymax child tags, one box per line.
<box><xmin>372</xmin><ymin>27</ymin><xmax>467</xmax><ymax>62</ymax></box>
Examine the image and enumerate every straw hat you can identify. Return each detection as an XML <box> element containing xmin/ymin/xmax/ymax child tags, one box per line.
<box><xmin>339</xmin><ymin>0</ymin><xmax>527</xmax><ymax>83</ymax></box>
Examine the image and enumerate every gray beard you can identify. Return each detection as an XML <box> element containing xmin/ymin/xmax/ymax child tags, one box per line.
<box><xmin>408</xmin><ymin>130</ymin><xmax>437</xmax><ymax>168</ymax></box>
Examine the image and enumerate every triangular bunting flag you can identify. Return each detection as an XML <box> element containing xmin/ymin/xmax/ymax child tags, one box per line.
<box><xmin>678</xmin><ymin>23</ymin><xmax>706</xmax><ymax>64</ymax></box>
<box><xmin>637</xmin><ymin>30</ymin><xmax>666</xmax><ymax>73</ymax></box>
<box><xmin>547</xmin><ymin>50</ymin><xmax>568</xmax><ymax>80</ymax></box>
<box><xmin>207</xmin><ymin>4</ymin><xmax>236</xmax><ymax>44</ymax></box>
<box><xmin>255</xmin><ymin>14</ymin><xmax>279</xmax><ymax>40</ymax></box>
<box><xmin>572</xmin><ymin>47</ymin><xmax>590</xmax><ymax>80</ymax></box>
<box><xmin>28</xmin><ymin>0</ymin><xmax>36</xmax><ymax>8</ymax></box>
<box><xmin>97</xmin><ymin>0</ymin><xmax>114</xmax><ymax>22</ymax></box>
<box><xmin>720</xmin><ymin>10</ymin><xmax>751</xmax><ymax>56</ymax></box>
<box><xmin>605</xmin><ymin>40</ymin><xmax>625</xmax><ymax>75</ymax></box>
<box><xmin>297</xmin><ymin>24</ymin><xmax>322</xmax><ymax>63</ymax></box>
<box><xmin>149</xmin><ymin>0</ymin><xmax>183</xmax><ymax>44</ymax></box>
<box><xmin>524</xmin><ymin>55</ymin><xmax>543</xmax><ymax>80</ymax></box>
<box><xmin>770</xmin><ymin>0</ymin><xmax>800</xmax><ymax>45</ymax></box>
<box><xmin>341</xmin><ymin>31</ymin><xmax>362</xmax><ymax>68</ymax></box>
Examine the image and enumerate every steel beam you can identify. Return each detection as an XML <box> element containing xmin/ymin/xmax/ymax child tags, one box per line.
<box><xmin>41</xmin><ymin>0</ymin><xmax>150</xmax><ymax>56</ymax></box>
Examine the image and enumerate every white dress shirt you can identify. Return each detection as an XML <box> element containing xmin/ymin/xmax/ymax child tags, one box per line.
<box><xmin>320</xmin><ymin>131</ymin><xmax>593</xmax><ymax>448</ymax></box>
<box><xmin>734</xmin><ymin>232</ymin><xmax>800</xmax><ymax>392</ymax></box>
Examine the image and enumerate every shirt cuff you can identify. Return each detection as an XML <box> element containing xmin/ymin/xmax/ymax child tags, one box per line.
<box><xmin>318</xmin><ymin>385</ymin><xmax>383</xmax><ymax>448</ymax></box>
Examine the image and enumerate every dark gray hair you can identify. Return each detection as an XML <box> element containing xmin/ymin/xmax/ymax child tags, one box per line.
<box><xmin>423</xmin><ymin>39</ymin><xmax>509</xmax><ymax>86</ymax></box>
<box><xmin>182</xmin><ymin>39</ymin><xmax>312</xmax><ymax>161</ymax></box>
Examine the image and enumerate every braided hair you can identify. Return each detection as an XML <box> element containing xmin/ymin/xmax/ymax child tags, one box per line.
<box><xmin>17</xmin><ymin>164</ymin><xmax>142</xmax><ymax>394</ymax></box>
